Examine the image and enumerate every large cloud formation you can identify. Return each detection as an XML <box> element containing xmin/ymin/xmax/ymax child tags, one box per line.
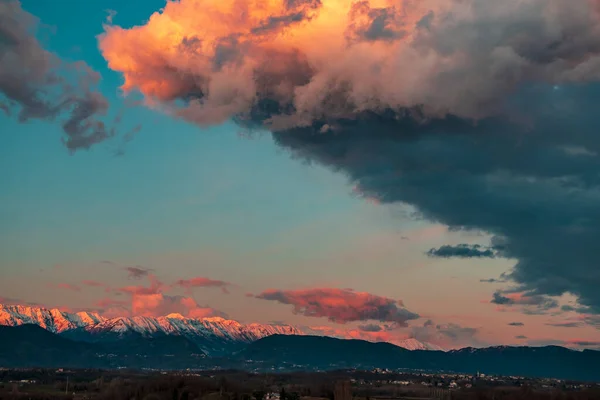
<box><xmin>255</xmin><ymin>288</ymin><xmax>419</xmax><ymax>325</ymax></box>
<box><xmin>0</xmin><ymin>1</ymin><xmax>126</xmax><ymax>151</ymax></box>
<box><xmin>99</xmin><ymin>0</ymin><xmax>600</xmax><ymax>320</ymax></box>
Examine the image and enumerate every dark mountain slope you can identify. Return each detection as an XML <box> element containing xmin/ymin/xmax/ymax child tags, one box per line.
<box><xmin>239</xmin><ymin>335</ymin><xmax>600</xmax><ymax>381</ymax></box>
<box><xmin>0</xmin><ymin>324</ymin><xmax>206</xmax><ymax>369</ymax></box>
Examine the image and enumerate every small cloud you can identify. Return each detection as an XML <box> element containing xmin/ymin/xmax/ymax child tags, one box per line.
<box><xmin>105</xmin><ymin>9</ymin><xmax>116</xmax><ymax>24</ymax></box>
<box><xmin>480</xmin><ymin>278</ymin><xmax>506</xmax><ymax>283</ymax></box>
<box><xmin>508</xmin><ymin>322</ymin><xmax>524</xmax><ymax>326</ymax></box>
<box><xmin>410</xmin><ymin>319</ymin><xmax>483</xmax><ymax>349</ymax></box>
<box><xmin>491</xmin><ymin>291</ymin><xmax>558</xmax><ymax>314</ymax></box>
<box><xmin>515</xmin><ymin>335</ymin><xmax>528</xmax><ymax>339</ymax></box>
<box><xmin>568</xmin><ymin>340</ymin><xmax>600</xmax><ymax>347</ymax></box>
<box><xmin>358</xmin><ymin>323</ymin><xmax>383</xmax><ymax>332</ymax></box>
<box><xmin>546</xmin><ymin>322</ymin><xmax>582</xmax><ymax>328</ymax></box>
<box><xmin>124</xmin><ymin>266</ymin><xmax>153</xmax><ymax>279</ymax></box>
<box><xmin>427</xmin><ymin>244</ymin><xmax>497</xmax><ymax>259</ymax></box>
<box><xmin>174</xmin><ymin>277</ymin><xmax>231</xmax><ymax>294</ymax></box>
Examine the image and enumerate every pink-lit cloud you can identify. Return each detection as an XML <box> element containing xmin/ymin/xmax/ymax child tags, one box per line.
<box><xmin>255</xmin><ymin>287</ymin><xmax>419</xmax><ymax>325</ymax></box>
<box><xmin>111</xmin><ymin>274</ymin><xmax>226</xmax><ymax>319</ymax></box>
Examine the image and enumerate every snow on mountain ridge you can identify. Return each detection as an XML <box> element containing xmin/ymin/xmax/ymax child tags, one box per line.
<box><xmin>0</xmin><ymin>304</ymin><xmax>441</xmax><ymax>353</ymax></box>
<box><xmin>0</xmin><ymin>304</ymin><xmax>106</xmax><ymax>333</ymax></box>
<box><xmin>0</xmin><ymin>304</ymin><xmax>302</xmax><ymax>344</ymax></box>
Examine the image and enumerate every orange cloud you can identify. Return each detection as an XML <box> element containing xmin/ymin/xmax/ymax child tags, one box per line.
<box><xmin>255</xmin><ymin>287</ymin><xmax>419</xmax><ymax>325</ymax></box>
<box><xmin>111</xmin><ymin>274</ymin><xmax>226</xmax><ymax>318</ymax></box>
<box><xmin>98</xmin><ymin>0</ymin><xmax>600</xmax><ymax>131</ymax></box>
<box><xmin>130</xmin><ymin>292</ymin><xmax>225</xmax><ymax>318</ymax></box>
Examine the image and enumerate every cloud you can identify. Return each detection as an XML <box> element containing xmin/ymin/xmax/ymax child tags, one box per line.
<box><xmin>94</xmin><ymin>297</ymin><xmax>130</xmax><ymax>318</ymax></box>
<box><xmin>567</xmin><ymin>340</ymin><xmax>600</xmax><ymax>347</ymax></box>
<box><xmin>358</xmin><ymin>323</ymin><xmax>383</xmax><ymax>332</ymax></box>
<box><xmin>112</xmin><ymin>274</ymin><xmax>226</xmax><ymax>318</ymax></box>
<box><xmin>527</xmin><ymin>338</ymin><xmax>600</xmax><ymax>349</ymax></box>
<box><xmin>130</xmin><ymin>292</ymin><xmax>226</xmax><ymax>319</ymax></box>
<box><xmin>409</xmin><ymin>319</ymin><xmax>483</xmax><ymax>349</ymax></box>
<box><xmin>98</xmin><ymin>0</ymin><xmax>600</xmax><ymax>320</ymax></box>
<box><xmin>515</xmin><ymin>335</ymin><xmax>527</xmax><ymax>339</ymax></box>
<box><xmin>124</xmin><ymin>266</ymin><xmax>153</xmax><ymax>279</ymax></box>
<box><xmin>584</xmin><ymin>315</ymin><xmax>600</xmax><ymax>328</ymax></box>
<box><xmin>255</xmin><ymin>288</ymin><xmax>419</xmax><ymax>325</ymax></box>
<box><xmin>427</xmin><ymin>244</ymin><xmax>496</xmax><ymax>258</ymax></box>
<box><xmin>174</xmin><ymin>277</ymin><xmax>232</xmax><ymax>294</ymax></box>
<box><xmin>0</xmin><ymin>296</ymin><xmax>29</xmax><ymax>306</ymax></box>
<box><xmin>0</xmin><ymin>1</ymin><xmax>130</xmax><ymax>151</ymax></box>
<box><xmin>480</xmin><ymin>278</ymin><xmax>506</xmax><ymax>283</ymax></box>
<box><xmin>508</xmin><ymin>322</ymin><xmax>524</xmax><ymax>326</ymax></box>
<box><xmin>491</xmin><ymin>291</ymin><xmax>559</xmax><ymax>314</ymax></box>
<box><xmin>99</xmin><ymin>0</ymin><xmax>600</xmax><ymax>125</ymax></box>
<box><xmin>546</xmin><ymin>322</ymin><xmax>582</xmax><ymax>328</ymax></box>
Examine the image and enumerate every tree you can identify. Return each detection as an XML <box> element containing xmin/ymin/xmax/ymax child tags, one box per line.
<box><xmin>287</xmin><ymin>392</ymin><xmax>300</xmax><ymax>400</ymax></box>
<box><xmin>280</xmin><ymin>387</ymin><xmax>287</xmax><ymax>400</ymax></box>
<box><xmin>253</xmin><ymin>390</ymin><xmax>266</xmax><ymax>400</ymax></box>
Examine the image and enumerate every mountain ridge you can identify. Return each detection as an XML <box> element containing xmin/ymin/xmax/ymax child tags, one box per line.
<box><xmin>238</xmin><ymin>334</ymin><xmax>600</xmax><ymax>381</ymax></box>
<box><xmin>2</xmin><ymin>326</ymin><xmax>599</xmax><ymax>382</ymax></box>
<box><xmin>0</xmin><ymin>304</ymin><xmax>440</xmax><ymax>354</ymax></box>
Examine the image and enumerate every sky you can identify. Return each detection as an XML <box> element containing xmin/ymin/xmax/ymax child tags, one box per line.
<box><xmin>1</xmin><ymin>0</ymin><xmax>600</xmax><ymax>350</ymax></box>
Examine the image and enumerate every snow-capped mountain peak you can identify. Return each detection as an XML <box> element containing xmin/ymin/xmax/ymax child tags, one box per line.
<box><xmin>396</xmin><ymin>338</ymin><xmax>444</xmax><ymax>351</ymax></box>
<box><xmin>0</xmin><ymin>304</ymin><xmax>443</xmax><ymax>355</ymax></box>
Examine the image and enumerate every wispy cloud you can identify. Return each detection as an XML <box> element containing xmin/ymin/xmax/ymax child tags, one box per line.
<box><xmin>174</xmin><ymin>277</ymin><xmax>232</xmax><ymax>294</ymax></box>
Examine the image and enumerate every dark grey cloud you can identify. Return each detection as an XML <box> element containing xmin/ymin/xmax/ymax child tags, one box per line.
<box><xmin>0</xmin><ymin>1</ymin><xmax>129</xmax><ymax>151</ymax></box>
<box><xmin>583</xmin><ymin>315</ymin><xmax>600</xmax><ymax>328</ymax></box>
<box><xmin>346</xmin><ymin>1</ymin><xmax>408</xmax><ymax>42</ymax></box>
<box><xmin>508</xmin><ymin>322</ymin><xmax>524</xmax><ymax>326</ymax></box>
<box><xmin>480</xmin><ymin>278</ymin><xmax>506</xmax><ymax>283</ymax></box>
<box><xmin>570</xmin><ymin>340</ymin><xmax>600</xmax><ymax>347</ymax></box>
<box><xmin>545</xmin><ymin>322</ymin><xmax>582</xmax><ymax>328</ymax></box>
<box><xmin>410</xmin><ymin>319</ymin><xmax>482</xmax><ymax>348</ymax></box>
<box><xmin>358</xmin><ymin>323</ymin><xmax>383</xmax><ymax>332</ymax></box>
<box><xmin>270</xmin><ymin>101</ymin><xmax>600</xmax><ymax>319</ymax></box>
<box><xmin>491</xmin><ymin>291</ymin><xmax>559</xmax><ymax>314</ymax></box>
<box><xmin>427</xmin><ymin>244</ymin><xmax>497</xmax><ymax>258</ymax></box>
<box><xmin>124</xmin><ymin>266</ymin><xmax>153</xmax><ymax>280</ymax></box>
<box><xmin>515</xmin><ymin>335</ymin><xmax>527</xmax><ymax>339</ymax></box>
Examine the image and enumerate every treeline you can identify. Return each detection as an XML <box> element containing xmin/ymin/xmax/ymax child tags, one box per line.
<box><xmin>1</xmin><ymin>370</ymin><xmax>599</xmax><ymax>400</ymax></box>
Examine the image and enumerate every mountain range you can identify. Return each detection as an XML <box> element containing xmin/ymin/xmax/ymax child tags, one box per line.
<box><xmin>1</xmin><ymin>324</ymin><xmax>599</xmax><ymax>382</ymax></box>
<box><xmin>238</xmin><ymin>335</ymin><xmax>600</xmax><ymax>382</ymax></box>
<box><xmin>0</xmin><ymin>304</ymin><xmax>440</xmax><ymax>354</ymax></box>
